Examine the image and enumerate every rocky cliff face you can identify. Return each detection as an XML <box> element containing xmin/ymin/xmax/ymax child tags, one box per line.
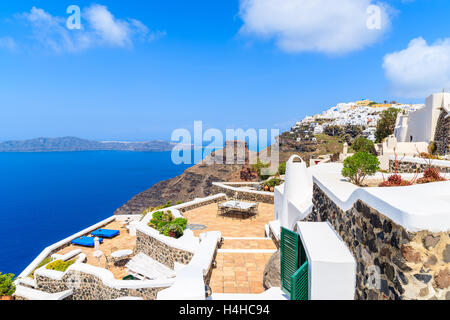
<box><xmin>114</xmin><ymin>136</ymin><xmax>325</xmax><ymax>215</ymax></box>
<box><xmin>114</xmin><ymin>141</ymin><xmax>256</xmax><ymax>215</ymax></box>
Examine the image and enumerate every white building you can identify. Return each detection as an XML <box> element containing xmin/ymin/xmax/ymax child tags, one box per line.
<box><xmin>394</xmin><ymin>92</ymin><xmax>450</xmax><ymax>144</ymax></box>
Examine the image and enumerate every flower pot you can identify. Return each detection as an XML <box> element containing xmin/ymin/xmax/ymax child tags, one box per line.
<box><xmin>1</xmin><ymin>296</ymin><xmax>14</xmax><ymax>301</ymax></box>
<box><xmin>264</xmin><ymin>185</ymin><xmax>269</xmax><ymax>191</ymax></box>
<box><xmin>270</xmin><ymin>187</ymin><xmax>274</xmax><ymax>192</ymax></box>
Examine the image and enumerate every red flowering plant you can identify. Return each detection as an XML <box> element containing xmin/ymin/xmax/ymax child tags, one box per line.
<box><xmin>379</xmin><ymin>149</ymin><xmax>418</xmax><ymax>187</ymax></box>
<box><xmin>416</xmin><ymin>157</ymin><xmax>447</xmax><ymax>184</ymax></box>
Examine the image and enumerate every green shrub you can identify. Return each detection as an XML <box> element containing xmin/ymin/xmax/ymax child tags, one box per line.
<box><xmin>0</xmin><ymin>273</ymin><xmax>16</xmax><ymax>296</ymax></box>
<box><xmin>352</xmin><ymin>136</ymin><xmax>375</xmax><ymax>154</ymax></box>
<box><xmin>342</xmin><ymin>152</ymin><xmax>380</xmax><ymax>186</ymax></box>
<box><xmin>160</xmin><ymin>224</ymin><xmax>184</xmax><ymax>239</ymax></box>
<box><xmin>45</xmin><ymin>260</ymin><xmax>75</xmax><ymax>273</ymax></box>
<box><xmin>264</xmin><ymin>178</ymin><xmax>284</xmax><ymax>188</ymax></box>
<box><xmin>278</xmin><ymin>163</ymin><xmax>286</xmax><ymax>175</ymax></box>
<box><xmin>251</xmin><ymin>159</ymin><xmax>272</xmax><ymax>180</ymax></box>
<box><xmin>428</xmin><ymin>141</ymin><xmax>437</xmax><ymax>155</ymax></box>
<box><xmin>375</xmin><ymin>108</ymin><xmax>401</xmax><ymax>143</ymax></box>
<box><xmin>148</xmin><ymin>210</ymin><xmax>186</xmax><ymax>238</ymax></box>
<box><xmin>30</xmin><ymin>256</ymin><xmax>53</xmax><ymax>279</ymax></box>
<box><xmin>172</xmin><ymin>218</ymin><xmax>188</xmax><ymax>230</ymax></box>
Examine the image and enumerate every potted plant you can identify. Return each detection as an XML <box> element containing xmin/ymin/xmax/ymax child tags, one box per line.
<box><xmin>0</xmin><ymin>272</ymin><xmax>16</xmax><ymax>300</ymax></box>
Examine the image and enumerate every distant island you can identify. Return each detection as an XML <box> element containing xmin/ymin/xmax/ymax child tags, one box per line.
<box><xmin>0</xmin><ymin>137</ymin><xmax>178</xmax><ymax>152</ymax></box>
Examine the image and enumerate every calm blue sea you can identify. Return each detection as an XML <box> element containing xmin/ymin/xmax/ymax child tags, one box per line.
<box><xmin>0</xmin><ymin>151</ymin><xmax>191</xmax><ymax>276</ymax></box>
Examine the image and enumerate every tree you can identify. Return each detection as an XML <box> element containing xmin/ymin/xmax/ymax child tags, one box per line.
<box><xmin>324</xmin><ymin>125</ymin><xmax>343</xmax><ymax>137</ymax></box>
<box><xmin>352</xmin><ymin>136</ymin><xmax>376</xmax><ymax>154</ymax></box>
<box><xmin>375</xmin><ymin>108</ymin><xmax>400</xmax><ymax>143</ymax></box>
<box><xmin>342</xmin><ymin>152</ymin><xmax>380</xmax><ymax>186</ymax></box>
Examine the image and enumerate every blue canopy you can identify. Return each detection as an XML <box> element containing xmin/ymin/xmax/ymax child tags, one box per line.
<box><xmin>72</xmin><ymin>236</ymin><xmax>103</xmax><ymax>247</ymax></box>
<box><xmin>91</xmin><ymin>229</ymin><xmax>120</xmax><ymax>239</ymax></box>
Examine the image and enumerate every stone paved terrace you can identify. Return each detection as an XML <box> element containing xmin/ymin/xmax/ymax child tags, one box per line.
<box><xmin>56</xmin><ymin>220</ymin><xmax>136</xmax><ymax>280</ymax></box>
<box><xmin>183</xmin><ymin>202</ymin><xmax>274</xmax><ymax>237</ymax></box>
<box><xmin>183</xmin><ymin>202</ymin><xmax>277</xmax><ymax>294</ymax></box>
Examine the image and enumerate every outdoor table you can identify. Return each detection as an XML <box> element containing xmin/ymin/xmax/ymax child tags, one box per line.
<box><xmin>218</xmin><ymin>201</ymin><xmax>258</xmax><ymax>219</ymax></box>
<box><xmin>111</xmin><ymin>249</ymin><xmax>133</xmax><ymax>267</ymax></box>
<box><xmin>111</xmin><ymin>249</ymin><xmax>133</xmax><ymax>259</ymax></box>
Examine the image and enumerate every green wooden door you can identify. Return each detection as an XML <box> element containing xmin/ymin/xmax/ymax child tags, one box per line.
<box><xmin>280</xmin><ymin>227</ymin><xmax>309</xmax><ymax>300</ymax></box>
<box><xmin>280</xmin><ymin>227</ymin><xmax>299</xmax><ymax>296</ymax></box>
<box><xmin>291</xmin><ymin>261</ymin><xmax>309</xmax><ymax>300</ymax></box>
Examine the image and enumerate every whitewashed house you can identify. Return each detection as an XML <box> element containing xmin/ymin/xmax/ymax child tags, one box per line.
<box><xmin>394</xmin><ymin>92</ymin><xmax>450</xmax><ymax>153</ymax></box>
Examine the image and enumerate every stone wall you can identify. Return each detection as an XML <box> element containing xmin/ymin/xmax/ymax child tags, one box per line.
<box><xmin>389</xmin><ymin>159</ymin><xmax>450</xmax><ymax>174</ymax></box>
<box><xmin>136</xmin><ymin>230</ymin><xmax>194</xmax><ymax>269</ymax></box>
<box><xmin>305</xmin><ymin>183</ymin><xmax>449</xmax><ymax>300</ymax></box>
<box><xmin>177</xmin><ymin>195</ymin><xmax>227</xmax><ymax>213</ymax></box>
<box><xmin>269</xmin><ymin>227</ymin><xmax>280</xmax><ymax>249</ymax></box>
<box><xmin>35</xmin><ymin>271</ymin><xmax>168</xmax><ymax>300</ymax></box>
<box><xmin>210</xmin><ymin>183</ymin><xmax>274</xmax><ymax>204</ymax></box>
<box><xmin>434</xmin><ymin>110</ymin><xmax>450</xmax><ymax>156</ymax></box>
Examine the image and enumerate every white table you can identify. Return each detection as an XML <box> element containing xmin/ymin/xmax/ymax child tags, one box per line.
<box><xmin>111</xmin><ymin>249</ymin><xmax>133</xmax><ymax>259</ymax></box>
<box><xmin>218</xmin><ymin>201</ymin><xmax>258</xmax><ymax>219</ymax></box>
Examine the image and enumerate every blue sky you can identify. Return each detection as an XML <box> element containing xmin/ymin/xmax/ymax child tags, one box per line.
<box><xmin>0</xmin><ymin>0</ymin><xmax>450</xmax><ymax>141</ymax></box>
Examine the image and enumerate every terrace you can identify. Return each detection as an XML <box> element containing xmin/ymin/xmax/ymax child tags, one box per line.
<box><xmin>15</xmin><ymin>188</ymin><xmax>279</xmax><ymax>300</ymax></box>
<box><xmin>182</xmin><ymin>202</ymin><xmax>277</xmax><ymax>294</ymax></box>
<box><xmin>55</xmin><ymin>220</ymin><xmax>136</xmax><ymax>279</ymax></box>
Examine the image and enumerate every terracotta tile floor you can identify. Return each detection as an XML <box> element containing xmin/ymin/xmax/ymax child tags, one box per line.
<box><xmin>221</xmin><ymin>239</ymin><xmax>276</xmax><ymax>250</ymax></box>
<box><xmin>210</xmin><ymin>251</ymin><xmax>273</xmax><ymax>294</ymax></box>
<box><xmin>56</xmin><ymin>221</ymin><xmax>136</xmax><ymax>279</ymax></box>
<box><xmin>183</xmin><ymin>202</ymin><xmax>274</xmax><ymax>237</ymax></box>
<box><xmin>184</xmin><ymin>202</ymin><xmax>276</xmax><ymax>294</ymax></box>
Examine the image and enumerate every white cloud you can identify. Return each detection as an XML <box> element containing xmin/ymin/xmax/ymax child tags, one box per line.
<box><xmin>383</xmin><ymin>37</ymin><xmax>450</xmax><ymax>98</ymax></box>
<box><xmin>20</xmin><ymin>7</ymin><xmax>79</xmax><ymax>53</ymax></box>
<box><xmin>238</xmin><ymin>0</ymin><xmax>392</xmax><ymax>54</ymax></box>
<box><xmin>0</xmin><ymin>37</ymin><xmax>17</xmax><ymax>51</ymax></box>
<box><xmin>84</xmin><ymin>4</ymin><xmax>132</xmax><ymax>47</ymax></box>
<box><xmin>16</xmin><ymin>5</ymin><xmax>164</xmax><ymax>53</ymax></box>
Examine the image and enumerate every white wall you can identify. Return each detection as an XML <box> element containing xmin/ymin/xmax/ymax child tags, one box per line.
<box><xmin>396</xmin><ymin>92</ymin><xmax>450</xmax><ymax>143</ymax></box>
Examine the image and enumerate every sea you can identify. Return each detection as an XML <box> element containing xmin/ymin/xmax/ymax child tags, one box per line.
<box><xmin>0</xmin><ymin>151</ymin><xmax>192</xmax><ymax>276</ymax></box>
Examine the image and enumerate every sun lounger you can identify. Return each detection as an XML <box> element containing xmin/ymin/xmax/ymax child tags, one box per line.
<box><xmin>71</xmin><ymin>236</ymin><xmax>103</xmax><ymax>247</ymax></box>
<box><xmin>91</xmin><ymin>229</ymin><xmax>120</xmax><ymax>238</ymax></box>
<box><xmin>125</xmin><ymin>253</ymin><xmax>176</xmax><ymax>280</ymax></box>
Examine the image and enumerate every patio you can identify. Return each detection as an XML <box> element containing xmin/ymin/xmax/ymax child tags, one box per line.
<box><xmin>55</xmin><ymin>220</ymin><xmax>136</xmax><ymax>279</ymax></box>
<box><xmin>183</xmin><ymin>201</ymin><xmax>277</xmax><ymax>294</ymax></box>
<box><xmin>183</xmin><ymin>202</ymin><xmax>274</xmax><ymax>237</ymax></box>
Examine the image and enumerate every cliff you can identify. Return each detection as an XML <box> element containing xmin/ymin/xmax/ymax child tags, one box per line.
<box><xmin>114</xmin><ymin>135</ymin><xmax>329</xmax><ymax>215</ymax></box>
<box><xmin>114</xmin><ymin>141</ymin><xmax>257</xmax><ymax>215</ymax></box>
